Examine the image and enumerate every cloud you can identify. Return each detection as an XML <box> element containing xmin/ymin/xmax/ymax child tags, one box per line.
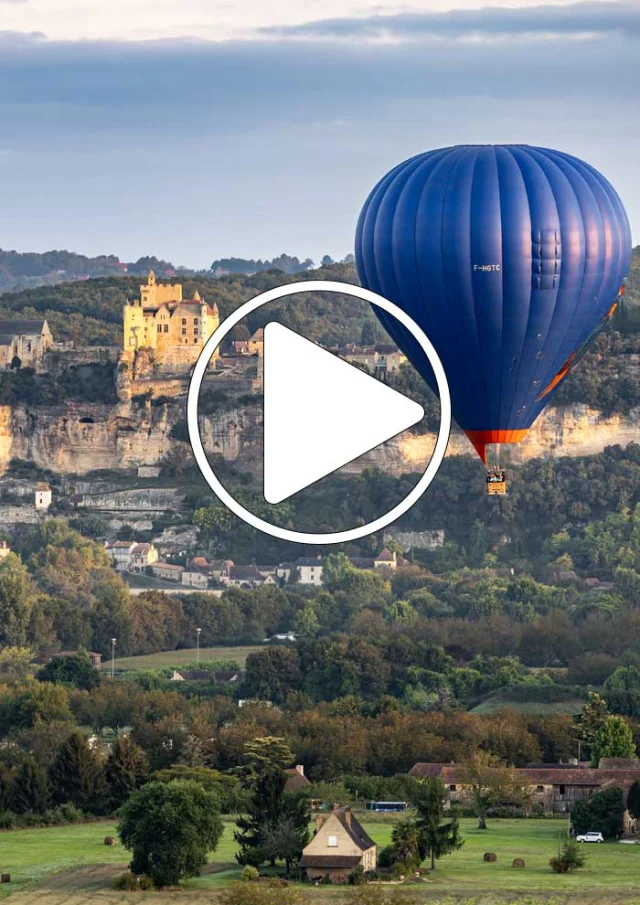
<box><xmin>260</xmin><ymin>1</ymin><xmax>640</xmax><ymax>41</ymax></box>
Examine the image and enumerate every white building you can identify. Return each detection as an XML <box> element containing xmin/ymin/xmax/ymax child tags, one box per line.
<box><xmin>106</xmin><ymin>541</ymin><xmax>137</xmax><ymax>571</ymax></box>
<box><xmin>34</xmin><ymin>482</ymin><xmax>52</xmax><ymax>511</ymax></box>
<box><xmin>182</xmin><ymin>570</ymin><xmax>210</xmax><ymax>589</ymax></box>
<box><xmin>277</xmin><ymin>556</ymin><xmax>324</xmax><ymax>585</ymax></box>
<box><xmin>0</xmin><ymin>540</ymin><xmax>11</xmax><ymax>560</ymax></box>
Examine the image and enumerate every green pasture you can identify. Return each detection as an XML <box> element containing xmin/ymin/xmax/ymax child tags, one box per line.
<box><xmin>3</xmin><ymin>817</ymin><xmax>640</xmax><ymax>902</ymax></box>
<box><xmin>111</xmin><ymin>645</ymin><xmax>260</xmax><ymax>670</ymax></box>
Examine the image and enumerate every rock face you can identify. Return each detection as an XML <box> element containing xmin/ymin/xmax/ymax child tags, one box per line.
<box><xmin>1</xmin><ymin>398</ymin><xmax>640</xmax><ymax>477</ymax></box>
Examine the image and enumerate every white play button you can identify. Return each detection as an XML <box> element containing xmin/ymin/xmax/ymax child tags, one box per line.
<box><xmin>263</xmin><ymin>323</ymin><xmax>425</xmax><ymax>504</ymax></box>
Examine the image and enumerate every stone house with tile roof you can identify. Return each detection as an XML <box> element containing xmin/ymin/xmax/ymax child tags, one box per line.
<box><xmin>300</xmin><ymin>807</ymin><xmax>376</xmax><ymax>883</ymax></box>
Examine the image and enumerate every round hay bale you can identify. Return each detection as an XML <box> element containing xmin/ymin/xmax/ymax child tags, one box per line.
<box><xmin>483</xmin><ymin>852</ymin><xmax>497</xmax><ymax>862</ymax></box>
<box><xmin>1</xmin><ymin>874</ymin><xmax>11</xmax><ymax>884</ymax></box>
<box><xmin>512</xmin><ymin>858</ymin><xmax>525</xmax><ymax>869</ymax></box>
<box><xmin>104</xmin><ymin>836</ymin><xmax>116</xmax><ymax>846</ymax></box>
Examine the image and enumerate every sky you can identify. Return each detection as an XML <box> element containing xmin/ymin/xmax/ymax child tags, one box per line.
<box><xmin>0</xmin><ymin>0</ymin><xmax>638</xmax><ymax>268</ymax></box>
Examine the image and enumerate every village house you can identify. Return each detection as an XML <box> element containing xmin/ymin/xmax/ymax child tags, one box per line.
<box><xmin>300</xmin><ymin>807</ymin><xmax>377</xmax><ymax>883</ymax></box>
<box><xmin>181</xmin><ymin>570</ymin><xmax>210</xmax><ymax>589</ymax></box>
<box><xmin>220</xmin><ymin>564</ymin><xmax>277</xmax><ymax>588</ymax></box>
<box><xmin>277</xmin><ymin>556</ymin><xmax>324</xmax><ymax>585</ymax></box>
<box><xmin>0</xmin><ymin>540</ymin><xmax>11</xmax><ymax>560</ymax></box>
<box><xmin>284</xmin><ymin>764</ymin><xmax>312</xmax><ymax>793</ymax></box>
<box><xmin>151</xmin><ymin>562</ymin><xmax>184</xmax><ymax>582</ymax></box>
<box><xmin>47</xmin><ymin>650</ymin><xmax>103</xmax><ymax>670</ymax></box>
<box><xmin>409</xmin><ymin>759</ymin><xmax>640</xmax><ymax>832</ymax></box>
<box><xmin>0</xmin><ymin>318</ymin><xmax>53</xmax><ymax>369</ymax></box>
<box><xmin>106</xmin><ymin>541</ymin><xmax>137</xmax><ymax>571</ymax></box>
<box><xmin>129</xmin><ymin>543</ymin><xmax>158</xmax><ymax>572</ymax></box>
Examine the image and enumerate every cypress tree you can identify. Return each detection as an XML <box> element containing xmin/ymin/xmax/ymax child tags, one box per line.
<box><xmin>105</xmin><ymin>735</ymin><xmax>148</xmax><ymax>810</ymax></box>
<box><xmin>49</xmin><ymin>730</ymin><xmax>106</xmax><ymax>814</ymax></box>
<box><xmin>11</xmin><ymin>756</ymin><xmax>49</xmax><ymax>814</ymax></box>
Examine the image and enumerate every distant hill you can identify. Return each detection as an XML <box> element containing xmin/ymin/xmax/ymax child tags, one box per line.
<box><xmin>0</xmin><ymin>261</ymin><xmax>383</xmax><ymax>348</ymax></box>
<box><xmin>0</xmin><ymin>249</ymin><xmax>181</xmax><ymax>294</ymax></box>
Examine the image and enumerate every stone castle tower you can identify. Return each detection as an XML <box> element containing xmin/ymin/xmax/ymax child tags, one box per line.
<box><xmin>123</xmin><ymin>272</ymin><xmax>219</xmax><ymax>367</ymax></box>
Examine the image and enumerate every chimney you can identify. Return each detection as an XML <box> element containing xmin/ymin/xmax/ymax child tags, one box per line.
<box><xmin>295</xmin><ymin>765</ymin><xmax>304</xmax><ymax>776</ymax></box>
<box><xmin>344</xmin><ymin>807</ymin><xmax>352</xmax><ymax>827</ymax></box>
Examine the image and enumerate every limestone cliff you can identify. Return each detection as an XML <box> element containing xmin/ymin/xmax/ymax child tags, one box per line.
<box><xmin>1</xmin><ymin>398</ymin><xmax>639</xmax><ymax>477</ymax></box>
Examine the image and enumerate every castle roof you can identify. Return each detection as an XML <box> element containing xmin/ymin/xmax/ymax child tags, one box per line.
<box><xmin>0</xmin><ymin>318</ymin><xmax>48</xmax><ymax>344</ymax></box>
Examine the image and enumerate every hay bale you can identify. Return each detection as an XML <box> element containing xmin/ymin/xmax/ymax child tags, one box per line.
<box><xmin>1</xmin><ymin>874</ymin><xmax>11</xmax><ymax>884</ymax></box>
<box><xmin>483</xmin><ymin>852</ymin><xmax>497</xmax><ymax>862</ymax></box>
<box><xmin>104</xmin><ymin>836</ymin><xmax>116</xmax><ymax>846</ymax></box>
<box><xmin>512</xmin><ymin>858</ymin><xmax>525</xmax><ymax>869</ymax></box>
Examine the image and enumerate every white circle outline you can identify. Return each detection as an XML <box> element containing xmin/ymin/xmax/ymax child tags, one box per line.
<box><xmin>187</xmin><ymin>280</ymin><xmax>451</xmax><ymax>545</ymax></box>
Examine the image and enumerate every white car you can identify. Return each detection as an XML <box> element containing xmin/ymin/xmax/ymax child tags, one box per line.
<box><xmin>576</xmin><ymin>831</ymin><xmax>604</xmax><ymax>843</ymax></box>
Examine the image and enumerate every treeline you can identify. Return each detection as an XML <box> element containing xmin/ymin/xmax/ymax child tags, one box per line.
<box><xmin>0</xmin><ymin>364</ymin><xmax>117</xmax><ymax>406</ymax></box>
<box><xmin>7</xmin><ymin>521</ymin><xmax>640</xmax><ymax>718</ymax></box>
<box><xmin>0</xmin><ymin>262</ymin><xmax>384</xmax><ymax>348</ymax></box>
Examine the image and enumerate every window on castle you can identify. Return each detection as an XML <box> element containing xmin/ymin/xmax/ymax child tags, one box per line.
<box><xmin>157</xmin><ymin>325</ymin><xmax>162</xmax><ymax>333</ymax></box>
<box><xmin>182</xmin><ymin>329</ymin><xmax>187</xmax><ymax>335</ymax></box>
<box><xmin>194</xmin><ymin>318</ymin><xmax>199</xmax><ymax>325</ymax></box>
<box><xmin>182</xmin><ymin>318</ymin><xmax>187</xmax><ymax>325</ymax></box>
<box><xmin>194</xmin><ymin>338</ymin><xmax>198</xmax><ymax>343</ymax></box>
<box><xmin>164</xmin><ymin>325</ymin><xmax>169</xmax><ymax>333</ymax></box>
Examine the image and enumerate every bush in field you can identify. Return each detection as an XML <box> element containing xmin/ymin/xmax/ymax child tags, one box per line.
<box><xmin>241</xmin><ymin>865</ymin><xmax>260</xmax><ymax>882</ymax></box>
<box><xmin>550</xmin><ymin>838</ymin><xmax>587</xmax><ymax>873</ymax></box>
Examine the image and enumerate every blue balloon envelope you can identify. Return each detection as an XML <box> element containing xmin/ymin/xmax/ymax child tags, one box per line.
<box><xmin>356</xmin><ymin>145</ymin><xmax>632</xmax><ymax>462</ymax></box>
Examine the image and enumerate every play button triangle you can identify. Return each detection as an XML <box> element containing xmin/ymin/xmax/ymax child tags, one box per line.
<box><xmin>263</xmin><ymin>323</ymin><xmax>425</xmax><ymax>504</ymax></box>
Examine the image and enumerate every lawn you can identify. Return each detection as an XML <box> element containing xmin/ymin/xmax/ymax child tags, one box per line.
<box><xmin>3</xmin><ymin>817</ymin><xmax>640</xmax><ymax>903</ymax></box>
<box><xmin>111</xmin><ymin>645</ymin><xmax>261</xmax><ymax>670</ymax></box>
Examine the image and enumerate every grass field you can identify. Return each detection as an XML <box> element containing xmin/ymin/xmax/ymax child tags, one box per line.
<box><xmin>111</xmin><ymin>645</ymin><xmax>261</xmax><ymax>670</ymax></box>
<box><xmin>3</xmin><ymin>817</ymin><xmax>640</xmax><ymax>903</ymax></box>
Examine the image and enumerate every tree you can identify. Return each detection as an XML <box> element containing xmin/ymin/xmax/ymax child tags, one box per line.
<box><xmin>463</xmin><ymin>752</ymin><xmax>531</xmax><ymax>829</ymax></box>
<box><xmin>576</xmin><ymin>692</ymin><xmax>610</xmax><ymax>765</ymax></box>
<box><xmin>11</xmin><ymin>756</ymin><xmax>48</xmax><ymax>814</ymax></box>
<box><xmin>390</xmin><ymin>818</ymin><xmax>425</xmax><ymax>870</ymax></box>
<box><xmin>234</xmin><ymin>736</ymin><xmax>308</xmax><ymax>869</ymax></box>
<box><xmin>413</xmin><ymin>777</ymin><xmax>463</xmax><ymax>870</ymax></box>
<box><xmin>105</xmin><ymin>736</ymin><xmax>148</xmax><ymax>809</ymax></box>
<box><xmin>37</xmin><ymin>652</ymin><xmax>100</xmax><ymax>691</ymax></box>
<box><xmin>550</xmin><ymin>838</ymin><xmax>587</xmax><ymax>873</ymax></box>
<box><xmin>0</xmin><ymin>646</ymin><xmax>35</xmax><ymax>683</ymax></box>
<box><xmin>118</xmin><ymin>780</ymin><xmax>224</xmax><ymax>887</ymax></box>
<box><xmin>0</xmin><ymin>554</ymin><xmax>35</xmax><ymax>646</ymax></box>
<box><xmin>594</xmin><ymin>715</ymin><xmax>636</xmax><ymax>763</ymax></box>
<box><xmin>242</xmin><ymin>649</ymin><xmax>302</xmax><ymax>705</ymax></box>
<box><xmin>49</xmin><ymin>730</ymin><xmax>106</xmax><ymax>813</ymax></box>
<box><xmin>603</xmin><ymin>666</ymin><xmax>640</xmax><ymax>718</ymax></box>
<box><xmin>571</xmin><ymin>787</ymin><xmax>625</xmax><ymax>838</ymax></box>
<box><xmin>627</xmin><ymin>780</ymin><xmax>640</xmax><ymax>821</ymax></box>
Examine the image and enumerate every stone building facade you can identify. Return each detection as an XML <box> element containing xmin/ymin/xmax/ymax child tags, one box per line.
<box><xmin>0</xmin><ymin>319</ymin><xmax>53</xmax><ymax>369</ymax></box>
<box><xmin>123</xmin><ymin>272</ymin><xmax>219</xmax><ymax>368</ymax></box>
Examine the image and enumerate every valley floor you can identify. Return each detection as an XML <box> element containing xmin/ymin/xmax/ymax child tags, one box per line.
<box><xmin>3</xmin><ymin>818</ymin><xmax>640</xmax><ymax>903</ymax></box>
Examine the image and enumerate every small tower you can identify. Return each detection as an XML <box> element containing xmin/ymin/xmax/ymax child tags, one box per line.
<box><xmin>35</xmin><ymin>482</ymin><xmax>52</xmax><ymax>511</ymax></box>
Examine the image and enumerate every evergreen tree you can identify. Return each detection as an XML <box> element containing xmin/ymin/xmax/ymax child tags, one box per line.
<box><xmin>11</xmin><ymin>756</ymin><xmax>48</xmax><ymax>814</ymax></box>
<box><xmin>49</xmin><ymin>730</ymin><xmax>106</xmax><ymax>813</ymax></box>
<box><xmin>413</xmin><ymin>777</ymin><xmax>463</xmax><ymax>870</ymax></box>
<box><xmin>627</xmin><ymin>780</ymin><xmax>640</xmax><ymax>821</ymax></box>
<box><xmin>105</xmin><ymin>735</ymin><xmax>148</xmax><ymax>809</ymax></box>
<box><xmin>235</xmin><ymin>768</ymin><xmax>288</xmax><ymax>867</ymax></box>
<box><xmin>576</xmin><ymin>692</ymin><xmax>610</xmax><ymax>765</ymax></box>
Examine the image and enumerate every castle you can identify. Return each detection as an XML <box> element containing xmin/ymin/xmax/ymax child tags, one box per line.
<box><xmin>123</xmin><ymin>272</ymin><xmax>219</xmax><ymax>367</ymax></box>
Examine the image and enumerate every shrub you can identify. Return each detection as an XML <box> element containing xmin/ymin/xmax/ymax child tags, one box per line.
<box><xmin>241</xmin><ymin>865</ymin><xmax>260</xmax><ymax>882</ymax></box>
<box><xmin>377</xmin><ymin>845</ymin><xmax>396</xmax><ymax>869</ymax></box>
<box><xmin>550</xmin><ymin>839</ymin><xmax>587</xmax><ymax>874</ymax></box>
<box><xmin>348</xmin><ymin>865</ymin><xmax>366</xmax><ymax>886</ymax></box>
<box><xmin>113</xmin><ymin>872</ymin><xmax>153</xmax><ymax>890</ymax></box>
<box><xmin>218</xmin><ymin>884</ymin><xmax>301</xmax><ymax>905</ymax></box>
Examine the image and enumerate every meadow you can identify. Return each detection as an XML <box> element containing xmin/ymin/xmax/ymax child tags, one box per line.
<box><xmin>111</xmin><ymin>646</ymin><xmax>260</xmax><ymax>671</ymax></box>
<box><xmin>3</xmin><ymin>817</ymin><xmax>640</xmax><ymax>904</ymax></box>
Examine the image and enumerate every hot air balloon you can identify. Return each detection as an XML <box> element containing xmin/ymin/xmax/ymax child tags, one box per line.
<box><xmin>355</xmin><ymin>145</ymin><xmax>632</xmax><ymax>494</ymax></box>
